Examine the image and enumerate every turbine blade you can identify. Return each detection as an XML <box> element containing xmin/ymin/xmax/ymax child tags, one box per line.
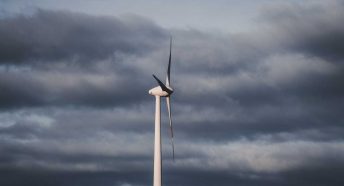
<box><xmin>166</xmin><ymin>96</ymin><xmax>175</xmax><ymax>161</ymax></box>
<box><xmin>166</xmin><ymin>37</ymin><xmax>172</xmax><ymax>86</ymax></box>
<box><xmin>152</xmin><ymin>74</ymin><xmax>172</xmax><ymax>94</ymax></box>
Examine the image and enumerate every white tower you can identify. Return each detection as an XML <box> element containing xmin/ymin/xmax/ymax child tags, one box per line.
<box><xmin>148</xmin><ymin>38</ymin><xmax>174</xmax><ymax>186</ymax></box>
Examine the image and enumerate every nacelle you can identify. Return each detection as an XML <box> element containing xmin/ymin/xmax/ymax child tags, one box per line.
<box><xmin>149</xmin><ymin>86</ymin><xmax>172</xmax><ymax>97</ymax></box>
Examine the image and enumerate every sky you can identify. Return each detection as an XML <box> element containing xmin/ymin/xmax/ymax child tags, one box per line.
<box><xmin>0</xmin><ymin>0</ymin><xmax>344</xmax><ymax>186</ymax></box>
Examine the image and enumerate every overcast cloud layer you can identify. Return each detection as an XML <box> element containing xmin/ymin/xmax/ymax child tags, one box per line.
<box><xmin>1</xmin><ymin>1</ymin><xmax>344</xmax><ymax>186</ymax></box>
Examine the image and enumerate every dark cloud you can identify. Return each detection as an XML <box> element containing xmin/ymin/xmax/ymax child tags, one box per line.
<box><xmin>0</xmin><ymin>169</ymin><xmax>150</xmax><ymax>186</ymax></box>
<box><xmin>1</xmin><ymin>1</ymin><xmax>344</xmax><ymax>186</ymax></box>
<box><xmin>259</xmin><ymin>1</ymin><xmax>344</xmax><ymax>62</ymax></box>
<box><xmin>0</xmin><ymin>70</ymin><xmax>154</xmax><ymax>109</ymax></box>
<box><xmin>0</xmin><ymin>9</ymin><xmax>166</xmax><ymax>64</ymax></box>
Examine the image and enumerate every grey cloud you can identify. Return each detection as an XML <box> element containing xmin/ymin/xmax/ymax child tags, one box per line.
<box><xmin>259</xmin><ymin>1</ymin><xmax>344</xmax><ymax>62</ymax></box>
<box><xmin>0</xmin><ymin>9</ymin><xmax>166</xmax><ymax>64</ymax></box>
<box><xmin>0</xmin><ymin>169</ymin><xmax>150</xmax><ymax>186</ymax></box>
<box><xmin>0</xmin><ymin>70</ymin><xmax>150</xmax><ymax>109</ymax></box>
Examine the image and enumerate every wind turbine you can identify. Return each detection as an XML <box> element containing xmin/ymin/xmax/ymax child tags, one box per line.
<box><xmin>148</xmin><ymin>37</ymin><xmax>174</xmax><ymax>186</ymax></box>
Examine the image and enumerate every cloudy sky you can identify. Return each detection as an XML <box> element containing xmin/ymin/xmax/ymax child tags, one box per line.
<box><xmin>1</xmin><ymin>0</ymin><xmax>344</xmax><ymax>186</ymax></box>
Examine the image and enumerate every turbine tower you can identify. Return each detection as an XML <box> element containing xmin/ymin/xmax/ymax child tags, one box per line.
<box><xmin>148</xmin><ymin>37</ymin><xmax>175</xmax><ymax>186</ymax></box>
